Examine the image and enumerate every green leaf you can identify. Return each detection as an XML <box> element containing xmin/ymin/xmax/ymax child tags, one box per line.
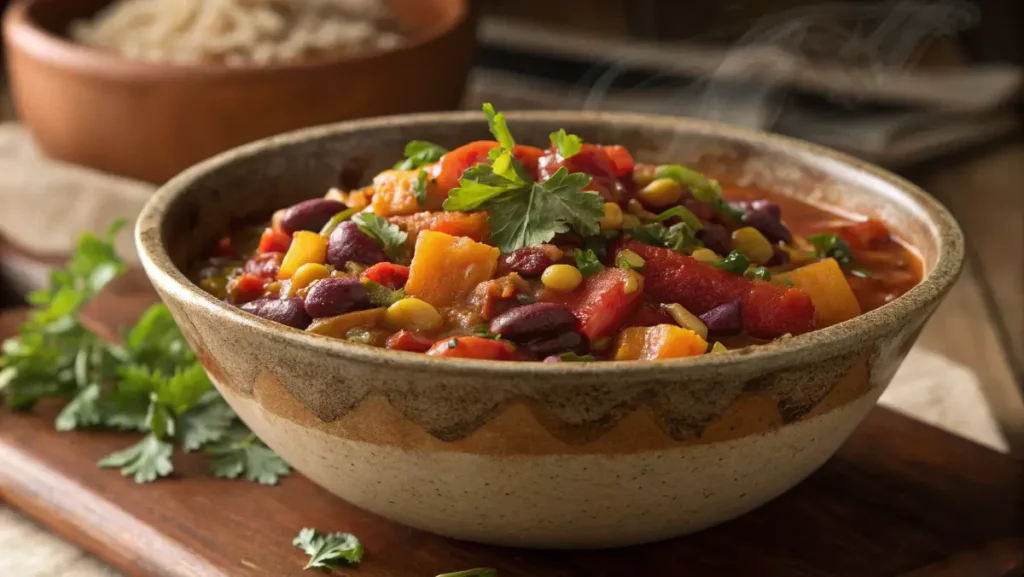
<box><xmin>745</xmin><ymin>266</ymin><xmax>772</xmax><ymax>281</ymax></box>
<box><xmin>487</xmin><ymin>168</ymin><xmax>603</xmax><ymax>253</ymax></box>
<box><xmin>413</xmin><ymin>168</ymin><xmax>429</xmax><ymax>206</ymax></box>
<box><xmin>437</xmin><ymin>570</ymin><xmax>497</xmax><ymax>577</ymax></box>
<box><xmin>442</xmin><ymin>163</ymin><xmax>522</xmax><ymax>212</ymax></box>
<box><xmin>155</xmin><ymin>364</ymin><xmax>212</xmax><ymax>416</ymax></box>
<box><xmin>654</xmin><ymin>205</ymin><xmax>704</xmax><ymax>231</ymax></box>
<box><xmin>177</xmin><ymin>395</ymin><xmax>236</xmax><ymax>451</ymax></box>
<box><xmin>653</xmin><ymin>165</ymin><xmax>743</xmax><ymax>223</ymax></box>
<box><xmin>628</xmin><ymin>222</ymin><xmax>702</xmax><ymax>256</ymax></box>
<box><xmin>98</xmin><ymin>433</ymin><xmax>174</xmax><ymax>484</ymax></box>
<box><xmin>352</xmin><ymin>213</ymin><xmax>407</xmax><ymax>261</ymax></box>
<box><xmin>207</xmin><ymin>428</ymin><xmax>291</xmax><ymax>485</ymax></box>
<box><xmin>573</xmin><ymin>248</ymin><xmax>605</xmax><ymax>277</ymax></box>
<box><xmin>714</xmin><ymin>251</ymin><xmax>751</xmax><ymax>275</ymax></box>
<box><xmin>360</xmin><ymin>278</ymin><xmax>406</xmax><ymax>307</ymax></box>
<box><xmin>293</xmin><ymin>528</ymin><xmax>364</xmax><ymax>571</ymax></box>
<box><xmin>807</xmin><ymin>233</ymin><xmax>855</xmax><ymax>267</ymax></box>
<box><xmin>55</xmin><ymin>383</ymin><xmax>103</xmax><ymax>431</ymax></box>
<box><xmin>549</xmin><ymin>128</ymin><xmax>583</xmax><ymax>158</ymax></box>
<box><xmin>482</xmin><ymin>103</ymin><xmax>515</xmax><ymax>151</ymax></box>
<box><xmin>393</xmin><ymin>140</ymin><xmax>447</xmax><ymax>170</ymax></box>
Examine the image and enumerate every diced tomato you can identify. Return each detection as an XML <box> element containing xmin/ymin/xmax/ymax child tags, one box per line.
<box><xmin>624</xmin><ymin>301</ymin><xmax>673</xmax><ymax>328</ymax></box>
<box><xmin>257</xmin><ymin>227</ymin><xmax>292</xmax><ymax>254</ymax></box>
<box><xmin>228</xmin><ymin>273</ymin><xmax>268</xmax><ymax>304</ymax></box>
<box><xmin>426</xmin><ymin>336</ymin><xmax>517</xmax><ymax>360</ymax></box>
<box><xmin>537</xmin><ymin>143</ymin><xmax>623</xmax><ymax>201</ymax></box>
<box><xmin>386</xmin><ymin>330</ymin><xmax>435</xmax><ymax>353</ymax></box>
<box><xmin>432</xmin><ymin>141</ymin><xmax>546</xmax><ymax>193</ymax></box>
<box><xmin>601</xmin><ymin>145</ymin><xmax>635</xmax><ymax>177</ymax></box>
<box><xmin>215</xmin><ymin>236</ymin><xmax>234</xmax><ymax>257</ymax></box>
<box><xmin>546</xmin><ymin>268</ymin><xmax>643</xmax><ymax>340</ymax></box>
<box><xmin>243</xmin><ymin>252</ymin><xmax>284</xmax><ymax>278</ymax></box>
<box><xmin>622</xmin><ymin>241</ymin><xmax>816</xmax><ymax>339</ymax></box>
<box><xmin>362</xmin><ymin>263</ymin><xmax>410</xmax><ymax>290</ymax></box>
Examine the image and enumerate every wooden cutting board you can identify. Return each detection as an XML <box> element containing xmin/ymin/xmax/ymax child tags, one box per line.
<box><xmin>0</xmin><ymin>306</ymin><xmax>1022</xmax><ymax>577</ymax></box>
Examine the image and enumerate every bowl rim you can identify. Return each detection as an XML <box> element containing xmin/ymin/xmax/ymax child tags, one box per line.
<box><xmin>2</xmin><ymin>0</ymin><xmax>471</xmax><ymax>78</ymax></box>
<box><xmin>136</xmin><ymin>110</ymin><xmax>964</xmax><ymax>379</ymax></box>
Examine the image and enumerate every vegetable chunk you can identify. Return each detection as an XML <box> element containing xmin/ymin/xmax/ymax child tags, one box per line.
<box><xmin>781</xmin><ymin>258</ymin><xmax>862</xmax><ymax>328</ymax></box>
<box><xmin>405</xmin><ymin>231</ymin><xmax>500</xmax><ymax>307</ymax></box>
<box><xmin>614</xmin><ymin>324</ymin><xmax>708</xmax><ymax>360</ymax></box>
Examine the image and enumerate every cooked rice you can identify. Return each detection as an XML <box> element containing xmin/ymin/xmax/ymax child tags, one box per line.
<box><xmin>70</xmin><ymin>0</ymin><xmax>403</xmax><ymax>66</ymax></box>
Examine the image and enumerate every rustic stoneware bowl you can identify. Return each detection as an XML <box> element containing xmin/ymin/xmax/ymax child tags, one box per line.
<box><xmin>3</xmin><ymin>0</ymin><xmax>475</xmax><ymax>183</ymax></box>
<box><xmin>135</xmin><ymin>112</ymin><xmax>963</xmax><ymax>549</ymax></box>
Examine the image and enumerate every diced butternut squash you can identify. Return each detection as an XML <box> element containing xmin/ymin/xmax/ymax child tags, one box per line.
<box><xmin>307</xmin><ymin>308</ymin><xmax>385</xmax><ymax>338</ymax></box>
<box><xmin>780</xmin><ymin>258</ymin><xmax>861</xmax><ymax>328</ymax></box>
<box><xmin>405</xmin><ymin>231</ymin><xmax>500</xmax><ymax>307</ymax></box>
<box><xmin>370</xmin><ymin>169</ymin><xmax>445</xmax><ymax>217</ymax></box>
<box><xmin>389</xmin><ymin>211</ymin><xmax>489</xmax><ymax>246</ymax></box>
<box><xmin>613</xmin><ymin>324</ymin><xmax>708</xmax><ymax>360</ymax></box>
<box><xmin>278</xmin><ymin>231</ymin><xmax>327</xmax><ymax>280</ymax></box>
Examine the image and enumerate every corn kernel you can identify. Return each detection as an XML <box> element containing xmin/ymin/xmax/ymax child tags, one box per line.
<box><xmin>288</xmin><ymin>263</ymin><xmax>331</xmax><ymax>296</ymax></box>
<box><xmin>621</xmin><ymin>214</ymin><xmax>641</xmax><ymax>230</ymax></box>
<box><xmin>632</xmin><ymin>165</ymin><xmax>656</xmax><ymax>189</ymax></box>
<box><xmin>731</xmin><ymin>227</ymin><xmax>774</xmax><ymax>265</ymax></box>
<box><xmin>691</xmin><ymin>248</ymin><xmax>721</xmax><ymax>265</ymax></box>
<box><xmin>637</xmin><ymin>178</ymin><xmax>682</xmax><ymax>208</ymax></box>
<box><xmin>623</xmin><ymin>269</ymin><xmax>644</xmax><ymax>294</ymax></box>
<box><xmin>627</xmin><ymin>198</ymin><xmax>656</xmax><ymax>219</ymax></box>
<box><xmin>711</xmin><ymin>341</ymin><xmax>728</xmax><ymax>353</ymax></box>
<box><xmin>541</xmin><ymin>264</ymin><xmax>583</xmax><ymax>293</ymax></box>
<box><xmin>600</xmin><ymin>202</ymin><xmax>624</xmax><ymax>230</ymax></box>
<box><xmin>615</xmin><ymin>249</ymin><xmax>645</xmax><ymax>270</ymax></box>
<box><xmin>384</xmin><ymin>298</ymin><xmax>443</xmax><ymax>332</ymax></box>
<box><xmin>664</xmin><ymin>303</ymin><xmax>709</xmax><ymax>340</ymax></box>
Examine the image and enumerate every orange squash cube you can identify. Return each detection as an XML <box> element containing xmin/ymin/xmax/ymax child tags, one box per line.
<box><xmin>405</xmin><ymin>231</ymin><xmax>499</xmax><ymax>307</ymax></box>
<box><xmin>781</xmin><ymin>258</ymin><xmax>862</xmax><ymax>328</ymax></box>
<box><xmin>613</xmin><ymin>324</ymin><xmax>708</xmax><ymax>360</ymax></box>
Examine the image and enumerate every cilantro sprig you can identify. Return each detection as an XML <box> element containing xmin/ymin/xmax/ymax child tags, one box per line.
<box><xmin>352</xmin><ymin>212</ymin><xmax>408</xmax><ymax>261</ymax></box>
<box><xmin>0</xmin><ymin>223</ymin><xmax>290</xmax><ymax>485</ymax></box>
<box><xmin>442</xmin><ymin>104</ymin><xmax>604</xmax><ymax>253</ymax></box>
<box><xmin>807</xmin><ymin>232</ymin><xmax>854</xmax><ymax>267</ymax></box>
<box><xmin>293</xmin><ymin>528</ymin><xmax>364</xmax><ymax>571</ymax></box>
<box><xmin>550</xmin><ymin>128</ymin><xmax>582</xmax><ymax>158</ymax></box>
<box><xmin>393</xmin><ymin>140</ymin><xmax>447</xmax><ymax>170</ymax></box>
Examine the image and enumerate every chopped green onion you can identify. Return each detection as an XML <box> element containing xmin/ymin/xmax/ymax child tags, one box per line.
<box><xmin>714</xmin><ymin>251</ymin><xmax>750</xmax><ymax>275</ymax></box>
<box><xmin>653</xmin><ymin>205</ymin><xmax>704</xmax><ymax>231</ymax></box>
<box><xmin>573</xmin><ymin>248</ymin><xmax>605</xmax><ymax>277</ymax></box>
<box><xmin>807</xmin><ymin>233</ymin><xmax>854</xmax><ymax>267</ymax></box>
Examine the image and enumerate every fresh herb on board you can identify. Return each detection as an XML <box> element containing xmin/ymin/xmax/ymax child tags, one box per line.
<box><xmin>443</xmin><ymin>104</ymin><xmax>604</xmax><ymax>253</ymax></box>
<box><xmin>807</xmin><ymin>232</ymin><xmax>854</xmax><ymax>267</ymax></box>
<box><xmin>393</xmin><ymin>140</ymin><xmax>447</xmax><ymax>171</ymax></box>
<box><xmin>0</xmin><ymin>222</ymin><xmax>290</xmax><ymax>484</ymax></box>
<box><xmin>293</xmin><ymin>528</ymin><xmax>365</xmax><ymax>571</ymax></box>
<box><xmin>352</xmin><ymin>212</ymin><xmax>408</xmax><ymax>261</ymax></box>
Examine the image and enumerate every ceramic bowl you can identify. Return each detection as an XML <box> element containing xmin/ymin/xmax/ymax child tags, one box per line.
<box><xmin>2</xmin><ymin>0</ymin><xmax>475</xmax><ymax>183</ymax></box>
<box><xmin>135</xmin><ymin>112</ymin><xmax>963</xmax><ymax>549</ymax></box>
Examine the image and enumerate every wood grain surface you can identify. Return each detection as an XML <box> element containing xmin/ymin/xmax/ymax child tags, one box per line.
<box><xmin>1</xmin><ymin>306</ymin><xmax>1022</xmax><ymax>577</ymax></box>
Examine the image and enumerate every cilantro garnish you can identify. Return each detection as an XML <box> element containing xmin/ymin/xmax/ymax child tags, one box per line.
<box><xmin>443</xmin><ymin>104</ymin><xmax>603</xmax><ymax>253</ymax></box>
<box><xmin>393</xmin><ymin>140</ymin><xmax>447</xmax><ymax>170</ymax></box>
<box><xmin>437</xmin><ymin>570</ymin><xmax>498</xmax><ymax>577</ymax></box>
<box><xmin>293</xmin><ymin>528</ymin><xmax>364</xmax><ymax>571</ymax></box>
<box><xmin>0</xmin><ymin>223</ymin><xmax>290</xmax><ymax>485</ymax></box>
<box><xmin>413</xmin><ymin>168</ymin><xmax>430</xmax><ymax>206</ymax></box>
<box><xmin>352</xmin><ymin>213</ymin><xmax>407</xmax><ymax>261</ymax></box>
<box><xmin>573</xmin><ymin>248</ymin><xmax>605</xmax><ymax>277</ymax></box>
<box><xmin>628</xmin><ymin>222</ymin><xmax>702</xmax><ymax>256</ymax></box>
<box><xmin>808</xmin><ymin>233</ymin><xmax>855</xmax><ymax>267</ymax></box>
<box><xmin>207</xmin><ymin>425</ymin><xmax>291</xmax><ymax>485</ymax></box>
<box><xmin>653</xmin><ymin>205</ymin><xmax>704</xmax><ymax>231</ymax></box>
<box><xmin>714</xmin><ymin>251</ymin><xmax>751</xmax><ymax>275</ymax></box>
<box><xmin>549</xmin><ymin>128</ymin><xmax>583</xmax><ymax>158</ymax></box>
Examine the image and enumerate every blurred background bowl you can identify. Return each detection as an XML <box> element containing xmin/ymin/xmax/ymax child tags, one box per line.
<box><xmin>2</xmin><ymin>0</ymin><xmax>476</xmax><ymax>183</ymax></box>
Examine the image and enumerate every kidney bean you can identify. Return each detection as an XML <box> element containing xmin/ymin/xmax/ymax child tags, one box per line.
<box><xmin>526</xmin><ymin>331</ymin><xmax>587</xmax><ymax>358</ymax></box>
<box><xmin>749</xmin><ymin>199</ymin><xmax>781</xmax><ymax>220</ymax></box>
<box><xmin>327</xmin><ymin>221</ymin><xmax>388</xmax><ymax>267</ymax></box>
<box><xmin>698</xmin><ymin>300</ymin><xmax>742</xmax><ymax>336</ymax></box>
<box><xmin>243</xmin><ymin>252</ymin><xmax>284</xmax><ymax>278</ymax></box>
<box><xmin>697</xmin><ymin>223</ymin><xmax>732</xmax><ymax>256</ymax></box>
<box><xmin>488</xmin><ymin>302</ymin><xmax>578</xmax><ymax>341</ymax></box>
<box><xmin>742</xmin><ymin>206</ymin><xmax>792</xmax><ymax>244</ymax></box>
<box><xmin>303</xmin><ymin>277</ymin><xmax>369</xmax><ymax>318</ymax></box>
<box><xmin>503</xmin><ymin>247</ymin><xmax>552</xmax><ymax>277</ymax></box>
<box><xmin>766</xmin><ymin>245</ymin><xmax>790</xmax><ymax>267</ymax></box>
<box><xmin>280</xmin><ymin>199</ymin><xmax>346</xmax><ymax>234</ymax></box>
<box><xmin>241</xmin><ymin>297</ymin><xmax>311</xmax><ymax>330</ymax></box>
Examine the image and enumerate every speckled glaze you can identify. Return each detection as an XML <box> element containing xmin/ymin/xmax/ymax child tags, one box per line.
<box><xmin>135</xmin><ymin>112</ymin><xmax>963</xmax><ymax>548</ymax></box>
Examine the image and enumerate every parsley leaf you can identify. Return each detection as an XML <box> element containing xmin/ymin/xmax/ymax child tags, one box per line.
<box><xmin>573</xmin><ymin>248</ymin><xmax>605</xmax><ymax>277</ymax></box>
<box><xmin>393</xmin><ymin>140</ymin><xmax>447</xmax><ymax>170</ymax></box>
<box><xmin>207</xmin><ymin>426</ymin><xmax>291</xmax><ymax>485</ymax></box>
<box><xmin>178</xmin><ymin>393</ymin><xmax>236</xmax><ymax>452</ymax></box>
<box><xmin>98</xmin><ymin>433</ymin><xmax>174</xmax><ymax>483</ymax></box>
<box><xmin>628</xmin><ymin>222</ymin><xmax>702</xmax><ymax>255</ymax></box>
<box><xmin>413</xmin><ymin>168</ymin><xmax>429</xmax><ymax>206</ymax></box>
<box><xmin>483</xmin><ymin>103</ymin><xmax>515</xmax><ymax>151</ymax></box>
<box><xmin>293</xmin><ymin>528</ymin><xmax>364</xmax><ymax>571</ymax></box>
<box><xmin>352</xmin><ymin>213</ymin><xmax>407</xmax><ymax>261</ymax></box>
<box><xmin>55</xmin><ymin>383</ymin><xmax>103</xmax><ymax>431</ymax></box>
<box><xmin>437</xmin><ymin>570</ymin><xmax>498</xmax><ymax>577</ymax></box>
<box><xmin>550</xmin><ymin>128</ymin><xmax>582</xmax><ymax>158</ymax></box>
<box><xmin>443</xmin><ymin>163</ymin><xmax>527</xmax><ymax>212</ymax></box>
<box><xmin>487</xmin><ymin>168</ymin><xmax>603</xmax><ymax>253</ymax></box>
<box><xmin>807</xmin><ymin>233</ymin><xmax>854</xmax><ymax>267</ymax></box>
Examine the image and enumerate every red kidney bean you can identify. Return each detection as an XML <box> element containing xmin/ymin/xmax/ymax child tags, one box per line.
<box><xmin>502</xmin><ymin>247</ymin><xmax>552</xmax><ymax>277</ymax></box>
<box><xmin>749</xmin><ymin>199</ymin><xmax>781</xmax><ymax>220</ymax></box>
<box><xmin>698</xmin><ymin>300</ymin><xmax>742</xmax><ymax>336</ymax></box>
<box><xmin>327</xmin><ymin>221</ymin><xmax>388</xmax><ymax>267</ymax></box>
<box><xmin>280</xmin><ymin>199</ymin><xmax>346</xmax><ymax>234</ymax></box>
<box><xmin>525</xmin><ymin>331</ymin><xmax>587</xmax><ymax>358</ymax></box>
<box><xmin>489</xmin><ymin>302</ymin><xmax>578</xmax><ymax>341</ymax></box>
<box><xmin>742</xmin><ymin>205</ymin><xmax>792</xmax><ymax>244</ymax></box>
<box><xmin>697</xmin><ymin>223</ymin><xmax>732</xmax><ymax>256</ymax></box>
<box><xmin>303</xmin><ymin>277</ymin><xmax>369</xmax><ymax>318</ymax></box>
<box><xmin>241</xmin><ymin>297</ymin><xmax>311</xmax><ymax>329</ymax></box>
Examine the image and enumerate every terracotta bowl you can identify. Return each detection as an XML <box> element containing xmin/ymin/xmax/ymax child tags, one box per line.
<box><xmin>135</xmin><ymin>112</ymin><xmax>963</xmax><ymax>549</ymax></box>
<box><xmin>2</xmin><ymin>0</ymin><xmax>475</xmax><ymax>183</ymax></box>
